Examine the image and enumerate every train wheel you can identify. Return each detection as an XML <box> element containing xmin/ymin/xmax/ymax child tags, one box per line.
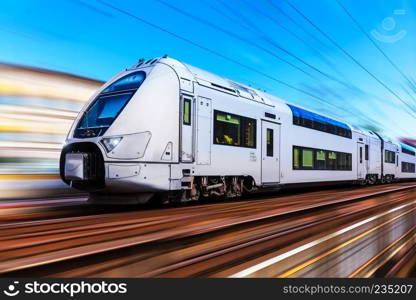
<box><xmin>367</xmin><ymin>175</ymin><xmax>377</xmax><ymax>185</ymax></box>
<box><xmin>387</xmin><ymin>175</ymin><xmax>393</xmax><ymax>184</ymax></box>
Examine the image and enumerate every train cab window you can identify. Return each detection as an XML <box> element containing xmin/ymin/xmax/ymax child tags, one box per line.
<box><xmin>102</xmin><ymin>71</ymin><xmax>146</xmax><ymax>93</ymax></box>
<box><xmin>213</xmin><ymin>110</ymin><xmax>256</xmax><ymax>148</ymax></box>
<box><xmin>75</xmin><ymin>71</ymin><xmax>146</xmax><ymax>138</ymax></box>
<box><xmin>266</xmin><ymin>129</ymin><xmax>273</xmax><ymax>156</ymax></box>
<box><xmin>183</xmin><ymin>99</ymin><xmax>191</xmax><ymax>125</ymax></box>
<box><xmin>359</xmin><ymin>147</ymin><xmax>362</xmax><ymax>163</ymax></box>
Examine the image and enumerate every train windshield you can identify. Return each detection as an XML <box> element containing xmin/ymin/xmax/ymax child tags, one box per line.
<box><xmin>74</xmin><ymin>71</ymin><xmax>146</xmax><ymax>138</ymax></box>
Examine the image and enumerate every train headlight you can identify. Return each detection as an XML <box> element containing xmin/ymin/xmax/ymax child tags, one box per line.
<box><xmin>101</xmin><ymin>137</ymin><xmax>123</xmax><ymax>153</ymax></box>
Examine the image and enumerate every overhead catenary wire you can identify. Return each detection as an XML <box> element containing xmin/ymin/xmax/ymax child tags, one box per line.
<box><xmin>154</xmin><ymin>0</ymin><xmax>316</xmax><ymax>79</ymax></box>
<box><xmin>216</xmin><ymin>0</ymin><xmax>375</xmax><ymax>98</ymax></box>
<box><xmin>94</xmin><ymin>0</ymin><xmax>382</xmax><ymax>126</ymax></box>
<box><xmin>240</xmin><ymin>0</ymin><xmax>338</xmax><ymax>72</ymax></box>
<box><xmin>265</xmin><ymin>0</ymin><xmax>331</xmax><ymax>51</ymax></box>
<box><xmin>284</xmin><ymin>0</ymin><xmax>416</xmax><ymax>118</ymax></box>
<box><xmin>157</xmin><ymin>0</ymin><xmax>356</xmax><ymax>87</ymax></box>
<box><xmin>335</xmin><ymin>0</ymin><xmax>416</xmax><ymax>104</ymax></box>
<box><xmin>93</xmin><ymin>1</ymin><xmax>320</xmax><ymax>96</ymax></box>
<box><xmin>160</xmin><ymin>0</ymin><xmax>393</xmax><ymax>127</ymax></box>
<box><xmin>202</xmin><ymin>0</ymin><xmax>386</xmax><ymax>127</ymax></box>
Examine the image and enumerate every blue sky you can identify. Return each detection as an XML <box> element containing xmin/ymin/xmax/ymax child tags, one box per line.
<box><xmin>1</xmin><ymin>0</ymin><xmax>415</xmax><ymax>138</ymax></box>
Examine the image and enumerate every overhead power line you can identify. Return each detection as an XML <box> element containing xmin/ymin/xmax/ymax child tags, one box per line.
<box><xmin>158</xmin><ymin>0</ymin><xmax>359</xmax><ymax>86</ymax></box>
<box><xmin>240</xmin><ymin>0</ymin><xmax>336</xmax><ymax>71</ymax></box>
<box><xmin>159</xmin><ymin>0</ymin><xmax>368</xmax><ymax>97</ymax></box>
<box><xmin>154</xmin><ymin>0</ymin><xmax>316</xmax><ymax>79</ymax></box>
<box><xmin>335</xmin><ymin>0</ymin><xmax>416</xmax><ymax>104</ymax></box>
<box><xmin>92</xmin><ymin>1</ymin><xmax>323</xmax><ymax>99</ymax></box>
<box><xmin>284</xmin><ymin>0</ymin><xmax>416</xmax><ymax>117</ymax></box>
<box><xmin>216</xmin><ymin>0</ymin><xmax>368</xmax><ymax>96</ymax></box>
<box><xmin>265</xmin><ymin>0</ymin><xmax>331</xmax><ymax>51</ymax></box>
<box><xmin>95</xmin><ymin>0</ymin><xmax>376</xmax><ymax>125</ymax></box>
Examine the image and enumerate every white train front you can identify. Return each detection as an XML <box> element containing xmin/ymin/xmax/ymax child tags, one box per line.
<box><xmin>60</xmin><ymin>57</ymin><xmax>416</xmax><ymax>203</ymax></box>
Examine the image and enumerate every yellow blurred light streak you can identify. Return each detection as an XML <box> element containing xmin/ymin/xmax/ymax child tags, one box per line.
<box><xmin>0</xmin><ymin>81</ymin><xmax>95</xmax><ymax>103</ymax></box>
<box><xmin>230</xmin><ymin>201</ymin><xmax>416</xmax><ymax>278</ymax></box>
<box><xmin>0</xmin><ymin>174</ymin><xmax>60</xmax><ymax>180</ymax></box>
<box><xmin>0</xmin><ymin>121</ymin><xmax>70</xmax><ymax>134</ymax></box>
<box><xmin>0</xmin><ymin>65</ymin><xmax>102</xmax><ymax>102</ymax></box>
<box><xmin>277</xmin><ymin>206</ymin><xmax>416</xmax><ymax>278</ymax></box>
<box><xmin>348</xmin><ymin>226</ymin><xmax>416</xmax><ymax>277</ymax></box>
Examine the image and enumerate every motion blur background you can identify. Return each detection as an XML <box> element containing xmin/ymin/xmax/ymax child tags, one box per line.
<box><xmin>0</xmin><ymin>64</ymin><xmax>102</xmax><ymax>198</ymax></box>
<box><xmin>1</xmin><ymin>0</ymin><xmax>415</xmax><ymax>199</ymax></box>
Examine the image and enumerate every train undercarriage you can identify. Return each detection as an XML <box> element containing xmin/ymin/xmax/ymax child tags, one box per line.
<box><xmin>86</xmin><ymin>173</ymin><xmax>407</xmax><ymax>205</ymax></box>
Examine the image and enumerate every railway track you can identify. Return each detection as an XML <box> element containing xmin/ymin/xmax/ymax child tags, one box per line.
<box><xmin>0</xmin><ymin>183</ymin><xmax>415</xmax><ymax>277</ymax></box>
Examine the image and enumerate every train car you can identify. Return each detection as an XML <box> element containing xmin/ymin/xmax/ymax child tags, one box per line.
<box><xmin>59</xmin><ymin>57</ymin><xmax>416</xmax><ymax>203</ymax></box>
<box><xmin>398</xmin><ymin>143</ymin><xmax>416</xmax><ymax>180</ymax></box>
<box><xmin>352</xmin><ymin>126</ymin><xmax>382</xmax><ymax>184</ymax></box>
<box><xmin>380</xmin><ymin>136</ymin><xmax>400</xmax><ymax>182</ymax></box>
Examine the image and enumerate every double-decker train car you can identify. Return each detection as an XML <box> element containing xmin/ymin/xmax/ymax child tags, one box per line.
<box><xmin>60</xmin><ymin>57</ymin><xmax>416</xmax><ymax>203</ymax></box>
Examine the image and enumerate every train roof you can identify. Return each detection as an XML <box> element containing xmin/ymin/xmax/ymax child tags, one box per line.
<box><xmin>137</xmin><ymin>57</ymin><xmax>399</xmax><ymax>141</ymax></box>
<box><xmin>400</xmin><ymin>142</ymin><xmax>416</xmax><ymax>152</ymax></box>
<box><xmin>350</xmin><ymin>125</ymin><xmax>378</xmax><ymax>137</ymax></box>
<box><xmin>160</xmin><ymin>57</ymin><xmax>353</xmax><ymax>128</ymax></box>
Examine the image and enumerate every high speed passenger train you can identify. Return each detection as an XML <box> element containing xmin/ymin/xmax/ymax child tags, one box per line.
<box><xmin>60</xmin><ymin>56</ymin><xmax>416</xmax><ymax>203</ymax></box>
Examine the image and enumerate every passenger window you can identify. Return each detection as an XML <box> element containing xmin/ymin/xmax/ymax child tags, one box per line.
<box><xmin>293</xmin><ymin>147</ymin><xmax>300</xmax><ymax>169</ymax></box>
<box><xmin>385</xmin><ymin>150</ymin><xmax>396</xmax><ymax>164</ymax></box>
<box><xmin>316</xmin><ymin>150</ymin><xmax>326</xmax><ymax>169</ymax></box>
<box><xmin>328</xmin><ymin>151</ymin><xmax>336</xmax><ymax>170</ymax></box>
<box><xmin>244</xmin><ymin>119</ymin><xmax>256</xmax><ymax>148</ymax></box>
<box><xmin>266</xmin><ymin>128</ymin><xmax>273</xmax><ymax>157</ymax></box>
<box><xmin>302</xmin><ymin>149</ymin><xmax>313</xmax><ymax>168</ymax></box>
<box><xmin>365</xmin><ymin>145</ymin><xmax>369</xmax><ymax>160</ymax></box>
<box><xmin>287</xmin><ymin>104</ymin><xmax>352</xmax><ymax>139</ymax></box>
<box><xmin>292</xmin><ymin>146</ymin><xmax>351</xmax><ymax>171</ymax></box>
<box><xmin>183</xmin><ymin>99</ymin><xmax>191</xmax><ymax>125</ymax></box>
<box><xmin>359</xmin><ymin>147</ymin><xmax>362</xmax><ymax>163</ymax></box>
<box><xmin>402</xmin><ymin>162</ymin><xmax>416</xmax><ymax>173</ymax></box>
<box><xmin>214</xmin><ymin>112</ymin><xmax>241</xmax><ymax>146</ymax></box>
<box><xmin>213</xmin><ymin>110</ymin><xmax>256</xmax><ymax>148</ymax></box>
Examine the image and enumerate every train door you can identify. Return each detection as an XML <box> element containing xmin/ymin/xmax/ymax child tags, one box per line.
<box><xmin>180</xmin><ymin>96</ymin><xmax>194</xmax><ymax>162</ymax></box>
<box><xmin>364</xmin><ymin>143</ymin><xmax>369</xmax><ymax>172</ymax></box>
<box><xmin>357</xmin><ymin>143</ymin><xmax>366</xmax><ymax>179</ymax></box>
<box><xmin>196</xmin><ymin>96</ymin><xmax>212</xmax><ymax>165</ymax></box>
<box><xmin>395</xmin><ymin>151</ymin><xmax>399</xmax><ymax>178</ymax></box>
<box><xmin>261</xmin><ymin>120</ymin><xmax>280</xmax><ymax>184</ymax></box>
